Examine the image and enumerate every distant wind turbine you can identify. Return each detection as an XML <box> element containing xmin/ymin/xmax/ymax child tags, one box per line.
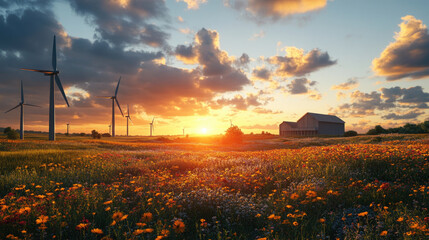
<box><xmin>149</xmin><ymin>117</ymin><xmax>155</xmax><ymax>136</ymax></box>
<box><xmin>125</xmin><ymin>104</ymin><xmax>133</xmax><ymax>136</ymax></box>
<box><xmin>21</xmin><ymin>35</ymin><xmax>69</xmax><ymax>140</ymax></box>
<box><xmin>97</xmin><ymin>77</ymin><xmax>123</xmax><ymax>137</ymax></box>
<box><xmin>5</xmin><ymin>81</ymin><xmax>41</xmax><ymax>140</ymax></box>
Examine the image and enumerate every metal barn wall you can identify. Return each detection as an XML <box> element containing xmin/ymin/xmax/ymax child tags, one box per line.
<box><xmin>318</xmin><ymin>122</ymin><xmax>344</xmax><ymax>136</ymax></box>
<box><xmin>297</xmin><ymin>114</ymin><xmax>318</xmax><ymax>129</ymax></box>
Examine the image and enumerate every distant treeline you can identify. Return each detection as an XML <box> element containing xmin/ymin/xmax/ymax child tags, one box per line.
<box><xmin>367</xmin><ymin>121</ymin><xmax>429</xmax><ymax>135</ymax></box>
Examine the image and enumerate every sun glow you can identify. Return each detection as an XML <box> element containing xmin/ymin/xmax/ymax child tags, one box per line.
<box><xmin>201</xmin><ymin>128</ymin><xmax>207</xmax><ymax>134</ymax></box>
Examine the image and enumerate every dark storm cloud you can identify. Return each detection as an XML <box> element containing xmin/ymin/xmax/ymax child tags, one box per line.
<box><xmin>269</xmin><ymin>47</ymin><xmax>336</xmax><ymax>77</ymax></box>
<box><xmin>381</xmin><ymin>86</ymin><xmax>429</xmax><ymax>105</ymax></box>
<box><xmin>373</xmin><ymin>16</ymin><xmax>429</xmax><ymax>81</ymax></box>
<box><xmin>67</xmin><ymin>0</ymin><xmax>169</xmax><ymax>47</ymax></box>
<box><xmin>286</xmin><ymin>78</ymin><xmax>317</xmax><ymax>94</ymax></box>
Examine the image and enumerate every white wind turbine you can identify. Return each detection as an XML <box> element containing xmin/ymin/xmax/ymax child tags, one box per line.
<box><xmin>97</xmin><ymin>77</ymin><xmax>124</xmax><ymax>137</ymax></box>
<box><xmin>21</xmin><ymin>35</ymin><xmax>69</xmax><ymax>141</ymax></box>
<box><xmin>125</xmin><ymin>104</ymin><xmax>133</xmax><ymax>136</ymax></box>
<box><xmin>4</xmin><ymin>80</ymin><xmax>41</xmax><ymax>139</ymax></box>
<box><xmin>149</xmin><ymin>117</ymin><xmax>155</xmax><ymax>136</ymax></box>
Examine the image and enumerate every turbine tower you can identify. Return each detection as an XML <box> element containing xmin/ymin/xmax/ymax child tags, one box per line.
<box><xmin>21</xmin><ymin>35</ymin><xmax>69</xmax><ymax>141</ymax></box>
<box><xmin>5</xmin><ymin>81</ymin><xmax>40</xmax><ymax>140</ymax></box>
<box><xmin>97</xmin><ymin>77</ymin><xmax>123</xmax><ymax>137</ymax></box>
<box><xmin>125</xmin><ymin>104</ymin><xmax>133</xmax><ymax>136</ymax></box>
<box><xmin>149</xmin><ymin>117</ymin><xmax>155</xmax><ymax>136</ymax></box>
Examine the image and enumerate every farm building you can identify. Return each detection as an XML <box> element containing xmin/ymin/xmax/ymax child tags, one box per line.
<box><xmin>279</xmin><ymin>112</ymin><xmax>345</xmax><ymax>137</ymax></box>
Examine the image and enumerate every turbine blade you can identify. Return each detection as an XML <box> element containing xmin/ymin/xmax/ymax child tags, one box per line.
<box><xmin>96</xmin><ymin>96</ymin><xmax>113</xmax><ymax>99</ymax></box>
<box><xmin>5</xmin><ymin>104</ymin><xmax>21</xmax><ymax>113</ymax></box>
<box><xmin>21</xmin><ymin>68</ymin><xmax>54</xmax><ymax>74</ymax></box>
<box><xmin>115</xmin><ymin>76</ymin><xmax>121</xmax><ymax>97</ymax></box>
<box><xmin>115</xmin><ymin>98</ymin><xmax>124</xmax><ymax>116</ymax></box>
<box><xmin>151</xmin><ymin>117</ymin><xmax>155</xmax><ymax>124</ymax></box>
<box><xmin>127</xmin><ymin>104</ymin><xmax>129</xmax><ymax>115</ymax></box>
<box><xmin>129</xmin><ymin>117</ymin><xmax>133</xmax><ymax>125</ymax></box>
<box><xmin>52</xmin><ymin>35</ymin><xmax>57</xmax><ymax>71</ymax></box>
<box><xmin>55</xmin><ymin>75</ymin><xmax>70</xmax><ymax>107</ymax></box>
<box><xmin>23</xmin><ymin>103</ymin><xmax>41</xmax><ymax>108</ymax></box>
<box><xmin>21</xmin><ymin>80</ymin><xmax>24</xmax><ymax>103</ymax></box>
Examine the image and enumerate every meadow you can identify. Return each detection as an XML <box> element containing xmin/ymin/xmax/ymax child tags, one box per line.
<box><xmin>0</xmin><ymin>134</ymin><xmax>428</xmax><ymax>239</ymax></box>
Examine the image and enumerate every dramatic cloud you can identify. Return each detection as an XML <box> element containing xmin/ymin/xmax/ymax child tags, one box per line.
<box><xmin>252</xmin><ymin>67</ymin><xmax>271</xmax><ymax>80</ymax></box>
<box><xmin>331</xmin><ymin>77</ymin><xmax>359</xmax><ymax>90</ymax></box>
<box><xmin>269</xmin><ymin>47</ymin><xmax>336</xmax><ymax>77</ymax></box>
<box><xmin>175</xmin><ymin>28</ymin><xmax>250</xmax><ymax>92</ymax></box>
<box><xmin>333</xmin><ymin>86</ymin><xmax>429</xmax><ymax>117</ymax></box>
<box><xmin>215</xmin><ymin>93</ymin><xmax>262</xmax><ymax>111</ymax></box>
<box><xmin>253</xmin><ymin>107</ymin><xmax>283</xmax><ymax>114</ymax></box>
<box><xmin>382</xmin><ymin>110</ymin><xmax>424</xmax><ymax>120</ymax></box>
<box><xmin>372</xmin><ymin>15</ymin><xmax>429</xmax><ymax>80</ymax></box>
<box><xmin>225</xmin><ymin>0</ymin><xmax>327</xmax><ymax>21</ymax></box>
<box><xmin>286</xmin><ymin>78</ymin><xmax>317</xmax><ymax>94</ymax></box>
<box><xmin>177</xmin><ymin>0</ymin><xmax>207</xmax><ymax>9</ymax></box>
<box><xmin>68</xmin><ymin>0</ymin><xmax>169</xmax><ymax>47</ymax></box>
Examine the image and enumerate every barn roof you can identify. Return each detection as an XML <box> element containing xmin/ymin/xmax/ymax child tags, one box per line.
<box><xmin>281</xmin><ymin>121</ymin><xmax>298</xmax><ymax>128</ymax></box>
<box><xmin>305</xmin><ymin>112</ymin><xmax>345</xmax><ymax>124</ymax></box>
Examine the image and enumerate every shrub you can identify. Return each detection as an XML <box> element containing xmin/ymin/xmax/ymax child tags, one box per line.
<box><xmin>367</xmin><ymin>129</ymin><xmax>379</xmax><ymax>135</ymax></box>
<box><xmin>3</xmin><ymin>127</ymin><xmax>12</xmax><ymax>134</ymax></box>
<box><xmin>6</xmin><ymin>130</ymin><xmax>19</xmax><ymax>139</ymax></box>
<box><xmin>344</xmin><ymin>130</ymin><xmax>358</xmax><ymax>137</ymax></box>
<box><xmin>101</xmin><ymin>133</ymin><xmax>111</xmax><ymax>137</ymax></box>
<box><xmin>91</xmin><ymin>130</ymin><xmax>101</xmax><ymax>139</ymax></box>
<box><xmin>223</xmin><ymin>126</ymin><xmax>244</xmax><ymax>144</ymax></box>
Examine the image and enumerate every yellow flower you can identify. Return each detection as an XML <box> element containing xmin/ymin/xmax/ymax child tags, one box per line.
<box><xmin>173</xmin><ymin>220</ymin><xmax>185</xmax><ymax>233</ymax></box>
<box><xmin>380</xmin><ymin>231</ymin><xmax>388</xmax><ymax>236</ymax></box>
<box><xmin>91</xmin><ymin>228</ymin><xmax>103</xmax><ymax>234</ymax></box>
<box><xmin>36</xmin><ymin>215</ymin><xmax>49</xmax><ymax>224</ymax></box>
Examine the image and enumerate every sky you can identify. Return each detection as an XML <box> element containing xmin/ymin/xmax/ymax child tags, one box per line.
<box><xmin>0</xmin><ymin>0</ymin><xmax>428</xmax><ymax>136</ymax></box>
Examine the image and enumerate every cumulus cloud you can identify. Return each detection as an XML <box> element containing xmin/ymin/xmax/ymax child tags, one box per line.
<box><xmin>253</xmin><ymin>107</ymin><xmax>283</xmax><ymax>114</ymax></box>
<box><xmin>331</xmin><ymin>77</ymin><xmax>359</xmax><ymax>90</ymax></box>
<box><xmin>333</xmin><ymin>86</ymin><xmax>429</xmax><ymax>117</ymax></box>
<box><xmin>372</xmin><ymin>15</ymin><xmax>429</xmax><ymax>80</ymax></box>
<box><xmin>175</xmin><ymin>28</ymin><xmax>250</xmax><ymax>92</ymax></box>
<box><xmin>215</xmin><ymin>93</ymin><xmax>262</xmax><ymax>110</ymax></box>
<box><xmin>286</xmin><ymin>78</ymin><xmax>317</xmax><ymax>94</ymax></box>
<box><xmin>225</xmin><ymin>0</ymin><xmax>328</xmax><ymax>21</ymax></box>
<box><xmin>67</xmin><ymin>0</ymin><xmax>169</xmax><ymax>47</ymax></box>
<box><xmin>382</xmin><ymin>110</ymin><xmax>424</xmax><ymax>120</ymax></box>
<box><xmin>177</xmin><ymin>0</ymin><xmax>207</xmax><ymax>9</ymax></box>
<box><xmin>252</xmin><ymin>66</ymin><xmax>271</xmax><ymax>81</ymax></box>
<box><xmin>269</xmin><ymin>47</ymin><xmax>336</xmax><ymax>77</ymax></box>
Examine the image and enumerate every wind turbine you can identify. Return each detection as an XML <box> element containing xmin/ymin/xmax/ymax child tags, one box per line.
<box><xmin>149</xmin><ymin>117</ymin><xmax>155</xmax><ymax>136</ymax></box>
<box><xmin>21</xmin><ymin>35</ymin><xmax>69</xmax><ymax>141</ymax></box>
<box><xmin>5</xmin><ymin>81</ymin><xmax>41</xmax><ymax>140</ymax></box>
<box><xmin>97</xmin><ymin>77</ymin><xmax>123</xmax><ymax>137</ymax></box>
<box><xmin>125</xmin><ymin>104</ymin><xmax>133</xmax><ymax>136</ymax></box>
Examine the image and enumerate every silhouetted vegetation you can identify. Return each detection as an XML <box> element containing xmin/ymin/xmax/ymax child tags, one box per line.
<box><xmin>6</xmin><ymin>129</ymin><xmax>19</xmax><ymax>139</ymax></box>
<box><xmin>101</xmin><ymin>133</ymin><xmax>111</xmax><ymax>137</ymax></box>
<box><xmin>3</xmin><ymin>127</ymin><xmax>12</xmax><ymax>135</ymax></box>
<box><xmin>223</xmin><ymin>126</ymin><xmax>244</xmax><ymax>144</ymax></box>
<box><xmin>91</xmin><ymin>130</ymin><xmax>101</xmax><ymax>139</ymax></box>
<box><xmin>344</xmin><ymin>130</ymin><xmax>358</xmax><ymax>137</ymax></box>
<box><xmin>367</xmin><ymin>121</ymin><xmax>429</xmax><ymax>135</ymax></box>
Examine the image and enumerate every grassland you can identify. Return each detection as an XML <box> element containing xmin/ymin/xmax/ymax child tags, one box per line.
<box><xmin>0</xmin><ymin>133</ymin><xmax>428</xmax><ymax>239</ymax></box>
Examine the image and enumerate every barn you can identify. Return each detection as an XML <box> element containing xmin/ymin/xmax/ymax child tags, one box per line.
<box><xmin>279</xmin><ymin>112</ymin><xmax>345</xmax><ymax>137</ymax></box>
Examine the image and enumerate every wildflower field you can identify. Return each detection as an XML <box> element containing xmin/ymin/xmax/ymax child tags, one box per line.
<box><xmin>0</xmin><ymin>134</ymin><xmax>428</xmax><ymax>239</ymax></box>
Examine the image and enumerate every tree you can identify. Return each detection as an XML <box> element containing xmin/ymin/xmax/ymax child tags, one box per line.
<box><xmin>91</xmin><ymin>130</ymin><xmax>101</xmax><ymax>139</ymax></box>
<box><xmin>223</xmin><ymin>126</ymin><xmax>244</xmax><ymax>144</ymax></box>
<box><xmin>344</xmin><ymin>130</ymin><xmax>358</xmax><ymax>137</ymax></box>
<box><xmin>3</xmin><ymin>127</ymin><xmax>12</xmax><ymax>134</ymax></box>
<box><xmin>6</xmin><ymin>130</ymin><xmax>19</xmax><ymax>139</ymax></box>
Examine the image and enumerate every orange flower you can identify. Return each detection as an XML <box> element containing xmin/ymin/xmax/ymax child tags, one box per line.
<box><xmin>142</xmin><ymin>212</ymin><xmax>153</xmax><ymax>223</ymax></box>
<box><xmin>268</xmin><ymin>214</ymin><xmax>281</xmax><ymax>220</ymax></box>
<box><xmin>91</xmin><ymin>228</ymin><xmax>103</xmax><ymax>234</ymax></box>
<box><xmin>173</xmin><ymin>220</ymin><xmax>185</xmax><ymax>233</ymax></box>
<box><xmin>112</xmin><ymin>212</ymin><xmax>124</xmax><ymax>221</ymax></box>
<box><xmin>36</xmin><ymin>215</ymin><xmax>49</xmax><ymax>225</ymax></box>
<box><xmin>306</xmin><ymin>190</ymin><xmax>317</xmax><ymax>198</ymax></box>
<box><xmin>103</xmin><ymin>200</ymin><xmax>112</xmax><ymax>205</ymax></box>
<box><xmin>358</xmin><ymin>211</ymin><xmax>368</xmax><ymax>217</ymax></box>
<box><xmin>133</xmin><ymin>229</ymin><xmax>144</xmax><ymax>236</ymax></box>
<box><xmin>380</xmin><ymin>231</ymin><xmax>388</xmax><ymax>236</ymax></box>
<box><xmin>319</xmin><ymin>218</ymin><xmax>325</xmax><ymax>223</ymax></box>
<box><xmin>290</xmin><ymin>193</ymin><xmax>299</xmax><ymax>200</ymax></box>
<box><xmin>397</xmin><ymin>217</ymin><xmax>404</xmax><ymax>222</ymax></box>
<box><xmin>293</xmin><ymin>221</ymin><xmax>299</xmax><ymax>226</ymax></box>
